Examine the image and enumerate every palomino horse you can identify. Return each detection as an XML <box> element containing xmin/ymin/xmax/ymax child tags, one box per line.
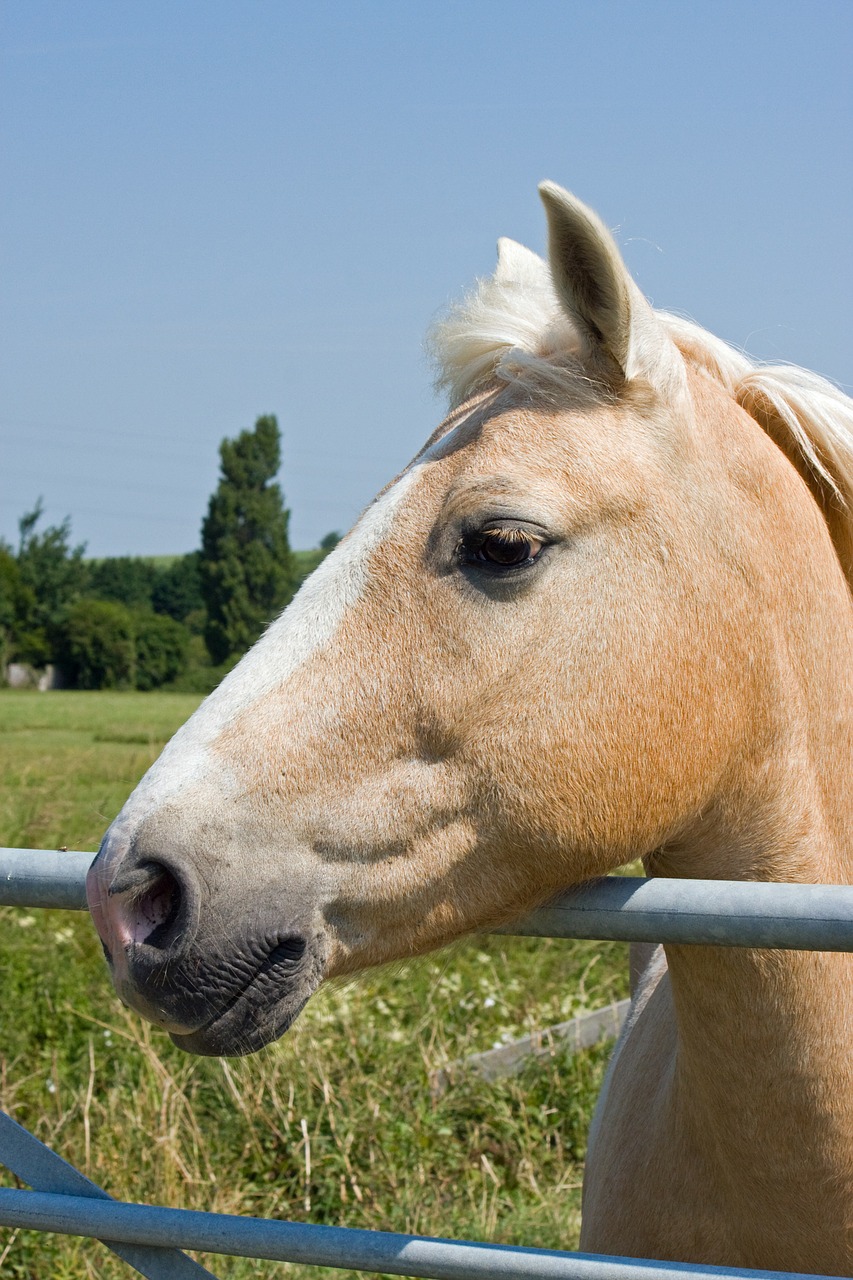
<box><xmin>87</xmin><ymin>183</ymin><xmax>853</xmax><ymax>1272</ymax></box>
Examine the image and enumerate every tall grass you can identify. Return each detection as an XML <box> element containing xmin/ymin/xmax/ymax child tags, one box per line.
<box><xmin>0</xmin><ymin>691</ymin><xmax>627</xmax><ymax>1278</ymax></box>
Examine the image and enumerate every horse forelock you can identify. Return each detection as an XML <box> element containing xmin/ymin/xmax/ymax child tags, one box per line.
<box><xmin>427</xmin><ymin>246</ymin><xmax>593</xmax><ymax>410</ymax></box>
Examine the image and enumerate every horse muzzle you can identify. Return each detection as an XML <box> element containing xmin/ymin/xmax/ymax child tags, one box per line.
<box><xmin>86</xmin><ymin>825</ymin><xmax>327</xmax><ymax>1056</ymax></box>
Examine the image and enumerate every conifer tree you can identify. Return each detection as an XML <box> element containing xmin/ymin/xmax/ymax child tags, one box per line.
<box><xmin>200</xmin><ymin>415</ymin><xmax>295</xmax><ymax>664</ymax></box>
<box><xmin>8</xmin><ymin>501</ymin><xmax>86</xmax><ymax>665</ymax></box>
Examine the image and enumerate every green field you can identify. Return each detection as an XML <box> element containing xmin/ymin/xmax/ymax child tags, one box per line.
<box><xmin>0</xmin><ymin>691</ymin><xmax>628</xmax><ymax>1279</ymax></box>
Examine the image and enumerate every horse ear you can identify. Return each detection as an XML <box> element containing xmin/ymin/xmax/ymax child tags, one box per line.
<box><xmin>539</xmin><ymin>181</ymin><xmax>679</xmax><ymax>391</ymax></box>
<box><xmin>495</xmin><ymin>237</ymin><xmax>550</xmax><ymax>289</ymax></box>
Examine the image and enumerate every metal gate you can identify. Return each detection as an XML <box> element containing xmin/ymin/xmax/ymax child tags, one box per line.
<box><xmin>1</xmin><ymin>847</ymin><xmax>851</xmax><ymax>1280</ymax></box>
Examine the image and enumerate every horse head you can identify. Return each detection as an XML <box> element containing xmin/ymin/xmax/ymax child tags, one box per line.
<box><xmin>86</xmin><ymin>183</ymin><xmax>853</xmax><ymax>1056</ymax></box>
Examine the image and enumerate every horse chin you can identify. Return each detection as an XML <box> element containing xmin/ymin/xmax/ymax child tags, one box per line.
<box><xmin>168</xmin><ymin>981</ymin><xmax>319</xmax><ymax>1057</ymax></box>
<box><xmin>117</xmin><ymin>928</ymin><xmax>330</xmax><ymax>1058</ymax></box>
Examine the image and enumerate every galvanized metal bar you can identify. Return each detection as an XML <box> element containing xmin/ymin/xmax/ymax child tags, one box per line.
<box><xmin>0</xmin><ymin>1112</ymin><xmax>216</xmax><ymax>1279</ymax></box>
<box><xmin>502</xmin><ymin>877</ymin><xmax>853</xmax><ymax>951</ymax></box>
<box><xmin>0</xmin><ymin>1188</ymin><xmax>842</xmax><ymax>1280</ymax></box>
<box><xmin>0</xmin><ymin>847</ymin><xmax>93</xmax><ymax>910</ymax></box>
<box><xmin>2</xmin><ymin>848</ymin><xmax>852</xmax><ymax>951</ymax></box>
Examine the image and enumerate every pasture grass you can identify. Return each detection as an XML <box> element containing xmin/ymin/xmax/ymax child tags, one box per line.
<box><xmin>0</xmin><ymin>691</ymin><xmax>628</xmax><ymax>1278</ymax></box>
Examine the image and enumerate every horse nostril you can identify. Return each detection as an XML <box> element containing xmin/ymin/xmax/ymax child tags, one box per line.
<box><xmin>134</xmin><ymin>867</ymin><xmax>181</xmax><ymax>948</ymax></box>
<box><xmin>112</xmin><ymin>864</ymin><xmax>183</xmax><ymax>949</ymax></box>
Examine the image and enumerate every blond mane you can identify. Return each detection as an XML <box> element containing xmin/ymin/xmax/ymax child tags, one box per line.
<box><xmin>429</xmin><ymin>241</ymin><xmax>853</xmax><ymax>583</ymax></box>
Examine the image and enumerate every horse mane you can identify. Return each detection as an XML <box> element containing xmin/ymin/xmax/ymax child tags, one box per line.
<box><xmin>429</xmin><ymin>245</ymin><xmax>853</xmax><ymax>586</ymax></box>
<box><xmin>429</xmin><ymin>238</ymin><xmax>589</xmax><ymax>409</ymax></box>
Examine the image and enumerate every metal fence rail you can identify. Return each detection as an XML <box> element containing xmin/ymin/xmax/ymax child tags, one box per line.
<box><xmin>3</xmin><ymin>847</ymin><xmax>853</xmax><ymax>950</ymax></box>
<box><xmin>0</xmin><ymin>1110</ymin><xmax>214</xmax><ymax>1279</ymax></box>
<box><xmin>1</xmin><ymin>847</ymin><xmax>851</xmax><ymax>1280</ymax></box>
<box><xmin>0</xmin><ymin>1187</ymin><xmax>841</xmax><ymax>1280</ymax></box>
<box><xmin>1</xmin><ymin>846</ymin><xmax>93</xmax><ymax>909</ymax></box>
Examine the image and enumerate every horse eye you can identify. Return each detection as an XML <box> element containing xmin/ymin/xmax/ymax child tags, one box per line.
<box><xmin>461</xmin><ymin>528</ymin><xmax>545</xmax><ymax>569</ymax></box>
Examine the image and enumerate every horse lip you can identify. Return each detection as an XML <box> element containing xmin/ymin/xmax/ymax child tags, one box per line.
<box><xmin>124</xmin><ymin>930</ymin><xmax>318</xmax><ymax>1049</ymax></box>
<box><xmin>169</xmin><ymin>987</ymin><xmax>313</xmax><ymax>1057</ymax></box>
<box><xmin>167</xmin><ymin>939</ymin><xmax>323</xmax><ymax>1056</ymax></box>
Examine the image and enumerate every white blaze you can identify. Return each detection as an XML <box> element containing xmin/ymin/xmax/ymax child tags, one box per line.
<box><xmin>112</xmin><ymin>403</ymin><xmax>473</xmax><ymax>829</ymax></box>
<box><xmin>116</xmin><ymin>462</ymin><xmax>428</xmax><ymax>824</ymax></box>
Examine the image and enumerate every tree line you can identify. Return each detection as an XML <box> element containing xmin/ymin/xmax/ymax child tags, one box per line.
<box><xmin>0</xmin><ymin>416</ymin><xmax>340</xmax><ymax>692</ymax></box>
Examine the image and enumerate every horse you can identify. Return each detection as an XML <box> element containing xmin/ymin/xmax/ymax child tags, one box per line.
<box><xmin>86</xmin><ymin>182</ymin><xmax>853</xmax><ymax>1273</ymax></box>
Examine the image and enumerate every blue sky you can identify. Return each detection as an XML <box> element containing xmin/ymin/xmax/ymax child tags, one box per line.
<box><xmin>2</xmin><ymin>1</ymin><xmax>851</xmax><ymax>556</ymax></box>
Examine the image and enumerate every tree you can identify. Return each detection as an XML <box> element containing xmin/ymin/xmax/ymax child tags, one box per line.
<box><xmin>57</xmin><ymin>599</ymin><xmax>192</xmax><ymax>691</ymax></box>
<box><xmin>0</xmin><ymin>547</ymin><xmax>21</xmax><ymax>671</ymax></box>
<box><xmin>200</xmin><ymin>415</ymin><xmax>295</xmax><ymax>664</ymax></box>
<box><xmin>151</xmin><ymin>551</ymin><xmax>205</xmax><ymax>625</ymax></box>
<box><xmin>60</xmin><ymin>599</ymin><xmax>136</xmax><ymax>689</ymax></box>
<box><xmin>10</xmin><ymin>502</ymin><xmax>86</xmax><ymax>665</ymax></box>
<box><xmin>134</xmin><ymin>611</ymin><xmax>191</xmax><ymax>691</ymax></box>
<box><xmin>87</xmin><ymin>557</ymin><xmax>159</xmax><ymax>610</ymax></box>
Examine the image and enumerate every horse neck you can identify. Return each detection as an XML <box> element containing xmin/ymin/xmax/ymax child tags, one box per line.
<box><xmin>651</xmin><ymin>703</ymin><xmax>853</xmax><ymax>1216</ymax></box>
<box><xmin>660</xmin><ymin>943</ymin><xmax>853</xmax><ymax>1239</ymax></box>
<box><xmin>648</xmin><ymin>453</ymin><xmax>853</xmax><ymax>1190</ymax></box>
<box><xmin>654</xmin><ymin>675</ymin><xmax>853</xmax><ymax>1126</ymax></box>
<box><xmin>654</xmin><ymin>372</ymin><xmax>853</xmax><ymax>889</ymax></box>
